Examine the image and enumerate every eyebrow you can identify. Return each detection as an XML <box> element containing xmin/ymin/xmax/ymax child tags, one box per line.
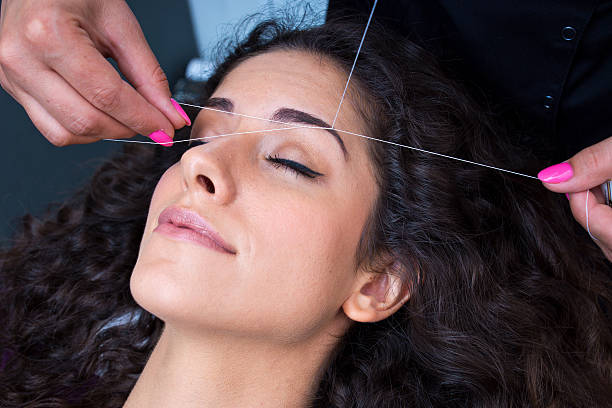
<box><xmin>205</xmin><ymin>97</ymin><xmax>348</xmax><ymax>160</ymax></box>
<box><xmin>204</xmin><ymin>97</ymin><xmax>234</xmax><ymax>112</ymax></box>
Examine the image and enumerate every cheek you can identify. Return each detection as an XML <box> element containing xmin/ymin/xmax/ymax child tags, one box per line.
<box><xmin>256</xmin><ymin>194</ymin><xmax>354</xmax><ymax>267</ymax></box>
<box><xmin>242</xmin><ymin>192</ymin><xmax>367</xmax><ymax>333</ymax></box>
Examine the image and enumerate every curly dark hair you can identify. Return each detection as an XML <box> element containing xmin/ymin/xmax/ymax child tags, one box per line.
<box><xmin>1</xmin><ymin>18</ymin><xmax>611</xmax><ymax>408</ymax></box>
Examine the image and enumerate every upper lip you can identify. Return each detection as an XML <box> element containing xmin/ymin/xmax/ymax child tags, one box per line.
<box><xmin>157</xmin><ymin>206</ymin><xmax>236</xmax><ymax>254</ymax></box>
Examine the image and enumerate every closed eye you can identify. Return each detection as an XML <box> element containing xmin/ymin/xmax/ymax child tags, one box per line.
<box><xmin>266</xmin><ymin>154</ymin><xmax>324</xmax><ymax>179</ymax></box>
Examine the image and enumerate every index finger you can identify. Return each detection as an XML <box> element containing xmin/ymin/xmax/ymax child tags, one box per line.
<box><xmin>538</xmin><ymin>136</ymin><xmax>612</xmax><ymax>194</ymax></box>
<box><xmin>43</xmin><ymin>28</ymin><xmax>177</xmax><ymax>140</ymax></box>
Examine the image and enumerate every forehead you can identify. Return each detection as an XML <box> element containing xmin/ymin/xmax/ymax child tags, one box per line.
<box><xmin>213</xmin><ymin>50</ymin><xmax>362</xmax><ymax>131</ymax></box>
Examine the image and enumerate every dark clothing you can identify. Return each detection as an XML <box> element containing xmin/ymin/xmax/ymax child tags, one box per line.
<box><xmin>327</xmin><ymin>0</ymin><xmax>612</xmax><ymax>161</ymax></box>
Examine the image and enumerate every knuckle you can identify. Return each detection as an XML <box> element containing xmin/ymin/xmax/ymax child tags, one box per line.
<box><xmin>150</xmin><ymin>64</ymin><xmax>169</xmax><ymax>87</ymax></box>
<box><xmin>124</xmin><ymin>115</ymin><xmax>150</xmax><ymax>134</ymax></box>
<box><xmin>90</xmin><ymin>85</ymin><xmax>122</xmax><ymax>112</ymax></box>
<box><xmin>580</xmin><ymin>146</ymin><xmax>605</xmax><ymax>172</ymax></box>
<box><xmin>66</xmin><ymin>115</ymin><xmax>97</xmax><ymax>137</ymax></box>
<box><xmin>23</xmin><ymin>14</ymin><xmax>60</xmax><ymax>46</ymax></box>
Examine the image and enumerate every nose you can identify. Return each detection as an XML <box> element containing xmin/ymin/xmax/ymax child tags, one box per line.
<box><xmin>180</xmin><ymin>143</ymin><xmax>237</xmax><ymax>205</ymax></box>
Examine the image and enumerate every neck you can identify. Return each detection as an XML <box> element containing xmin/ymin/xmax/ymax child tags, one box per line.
<box><xmin>122</xmin><ymin>320</ymin><xmax>346</xmax><ymax>408</ymax></box>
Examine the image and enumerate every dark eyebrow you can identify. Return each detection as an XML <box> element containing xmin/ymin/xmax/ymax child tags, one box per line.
<box><xmin>204</xmin><ymin>97</ymin><xmax>234</xmax><ymax>113</ymax></box>
<box><xmin>204</xmin><ymin>97</ymin><xmax>348</xmax><ymax>160</ymax></box>
<box><xmin>271</xmin><ymin>108</ymin><xmax>348</xmax><ymax>160</ymax></box>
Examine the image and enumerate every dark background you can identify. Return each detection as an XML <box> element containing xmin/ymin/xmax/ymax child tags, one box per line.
<box><xmin>0</xmin><ymin>0</ymin><xmax>198</xmax><ymax>242</ymax></box>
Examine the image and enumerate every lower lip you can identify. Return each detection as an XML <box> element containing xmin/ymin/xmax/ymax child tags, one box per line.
<box><xmin>153</xmin><ymin>223</ymin><xmax>233</xmax><ymax>254</ymax></box>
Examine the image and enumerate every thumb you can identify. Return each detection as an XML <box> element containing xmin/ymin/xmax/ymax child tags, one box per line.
<box><xmin>537</xmin><ymin>136</ymin><xmax>612</xmax><ymax>193</ymax></box>
<box><xmin>99</xmin><ymin>2</ymin><xmax>188</xmax><ymax>130</ymax></box>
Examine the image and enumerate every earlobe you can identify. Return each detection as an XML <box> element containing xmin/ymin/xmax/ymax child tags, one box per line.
<box><xmin>342</xmin><ymin>267</ymin><xmax>411</xmax><ymax>323</ymax></box>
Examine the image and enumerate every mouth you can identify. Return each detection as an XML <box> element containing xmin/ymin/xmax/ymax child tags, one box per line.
<box><xmin>154</xmin><ymin>206</ymin><xmax>236</xmax><ymax>254</ymax></box>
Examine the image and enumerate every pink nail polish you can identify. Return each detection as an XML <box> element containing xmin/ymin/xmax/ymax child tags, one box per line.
<box><xmin>148</xmin><ymin>130</ymin><xmax>173</xmax><ymax>147</ymax></box>
<box><xmin>537</xmin><ymin>162</ymin><xmax>573</xmax><ymax>183</ymax></box>
<box><xmin>171</xmin><ymin>98</ymin><xmax>191</xmax><ymax>126</ymax></box>
<box><xmin>565</xmin><ymin>193</ymin><xmax>570</xmax><ymax>200</ymax></box>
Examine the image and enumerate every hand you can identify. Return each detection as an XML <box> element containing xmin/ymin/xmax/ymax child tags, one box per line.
<box><xmin>538</xmin><ymin>136</ymin><xmax>612</xmax><ymax>261</ymax></box>
<box><xmin>0</xmin><ymin>0</ymin><xmax>190</xmax><ymax>147</ymax></box>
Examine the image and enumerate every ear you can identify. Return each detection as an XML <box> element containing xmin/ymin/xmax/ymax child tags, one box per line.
<box><xmin>342</xmin><ymin>261</ymin><xmax>411</xmax><ymax>323</ymax></box>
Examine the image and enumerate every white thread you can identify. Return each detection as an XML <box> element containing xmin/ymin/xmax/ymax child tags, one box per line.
<box><xmin>331</xmin><ymin>0</ymin><xmax>378</xmax><ymax>129</ymax></box>
<box><xmin>102</xmin><ymin>125</ymin><xmax>326</xmax><ymax>145</ymax></box>
<box><xmin>180</xmin><ymin>102</ymin><xmax>537</xmax><ymax>179</ymax></box>
<box><xmin>102</xmin><ymin>0</ymin><xmax>535</xmax><ymax>181</ymax></box>
<box><xmin>332</xmin><ymin>128</ymin><xmax>539</xmax><ymax>179</ymax></box>
<box><xmin>104</xmin><ymin>101</ymin><xmax>537</xmax><ymax>180</ymax></box>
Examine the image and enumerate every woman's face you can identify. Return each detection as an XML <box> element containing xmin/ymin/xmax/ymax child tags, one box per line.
<box><xmin>131</xmin><ymin>50</ymin><xmax>379</xmax><ymax>342</ymax></box>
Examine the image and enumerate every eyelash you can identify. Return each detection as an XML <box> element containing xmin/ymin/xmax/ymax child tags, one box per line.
<box><xmin>265</xmin><ymin>154</ymin><xmax>323</xmax><ymax>179</ymax></box>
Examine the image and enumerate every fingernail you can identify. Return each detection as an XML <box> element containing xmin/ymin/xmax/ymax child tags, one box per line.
<box><xmin>171</xmin><ymin>98</ymin><xmax>191</xmax><ymax>126</ymax></box>
<box><xmin>148</xmin><ymin>130</ymin><xmax>173</xmax><ymax>147</ymax></box>
<box><xmin>565</xmin><ymin>193</ymin><xmax>570</xmax><ymax>200</ymax></box>
<box><xmin>537</xmin><ymin>162</ymin><xmax>573</xmax><ymax>183</ymax></box>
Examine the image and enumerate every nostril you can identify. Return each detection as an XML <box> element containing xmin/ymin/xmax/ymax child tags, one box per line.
<box><xmin>198</xmin><ymin>175</ymin><xmax>215</xmax><ymax>194</ymax></box>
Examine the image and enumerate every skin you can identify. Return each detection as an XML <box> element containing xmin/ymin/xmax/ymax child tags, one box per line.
<box><xmin>125</xmin><ymin>50</ymin><xmax>410</xmax><ymax>408</ymax></box>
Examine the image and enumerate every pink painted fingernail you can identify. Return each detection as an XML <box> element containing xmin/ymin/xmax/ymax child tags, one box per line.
<box><xmin>171</xmin><ymin>98</ymin><xmax>191</xmax><ymax>126</ymax></box>
<box><xmin>148</xmin><ymin>130</ymin><xmax>173</xmax><ymax>147</ymax></box>
<box><xmin>565</xmin><ymin>193</ymin><xmax>570</xmax><ymax>200</ymax></box>
<box><xmin>537</xmin><ymin>162</ymin><xmax>573</xmax><ymax>183</ymax></box>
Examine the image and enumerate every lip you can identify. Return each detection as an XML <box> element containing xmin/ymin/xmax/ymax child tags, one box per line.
<box><xmin>154</xmin><ymin>206</ymin><xmax>236</xmax><ymax>254</ymax></box>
